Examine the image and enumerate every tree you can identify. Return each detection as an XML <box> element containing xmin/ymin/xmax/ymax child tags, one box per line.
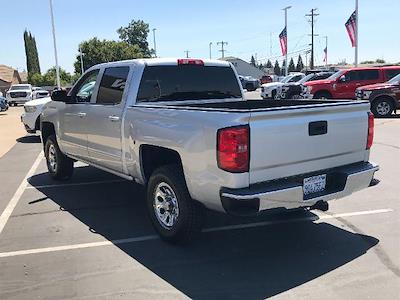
<box><xmin>73</xmin><ymin>38</ymin><xmax>143</xmax><ymax>74</ymax></box>
<box><xmin>296</xmin><ymin>55</ymin><xmax>304</xmax><ymax>72</ymax></box>
<box><xmin>288</xmin><ymin>57</ymin><xmax>296</xmax><ymax>73</ymax></box>
<box><xmin>273</xmin><ymin>60</ymin><xmax>281</xmax><ymax>75</ymax></box>
<box><xmin>250</xmin><ymin>55</ymin><xmax>256</xmax><ymax>67</ymax></box>
<box><xmin>30</xmin><ymin>67</ymin><xmax>73</xmax><ymax>86</ymax></box>
<box><xmin>24</xmin><ymin>30</ymin><xmax>41</xmax><ymax>80</ymax></box>
<box><xmin>266</xmin><ymin>60</ymin><xmax>273</xmax><ymax>69</ymax></box>
<box><xmin>117</xmin><ymin>19</ymin><xmax>152</xmax><ymax>57</ymax></box>
<box><xmin>281</xmin><ymin>60</ymin><xmax>286</xmax><ymax>76</ymax></box>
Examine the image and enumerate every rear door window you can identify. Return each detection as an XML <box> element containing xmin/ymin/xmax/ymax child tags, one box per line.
<box><xmin>96</xmin><ymin>66</ymin><xmax>130</xmax><ymax>105</ymax></box>
<box><xmin>358</xmin><ymin>70</ymin><xmax>380</xmax><ymax>80</ymax></box>
<box><xmin>137</xmin><ymin>65</ymin><xmax>242</xmax><ymax>102</ymax></box>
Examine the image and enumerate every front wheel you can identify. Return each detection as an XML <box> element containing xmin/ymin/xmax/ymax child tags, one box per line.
<box><xmin>45</xmin><ymin>135</ymin><xmax>74</xmax><ymax>180</ymax></box>
<box><xmin>371</xmin><ymin>98</ymin><xmax>394</xmax><ymax>117</ymax></box>
<box><xmin>147</xmin><ymin>165</ymin><xmax>204</xmax><ymax>244</ymax></box>
<box><xmin>313</xmin><ymin>91</ymin><xmax>331</xmax><ymax>100</ymax></box>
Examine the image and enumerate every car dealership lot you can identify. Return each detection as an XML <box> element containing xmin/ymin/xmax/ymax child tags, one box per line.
<box><xmin>0</xmin><ymin>105</ymin><xmax>399</xmax><ymax>299</ymax></box>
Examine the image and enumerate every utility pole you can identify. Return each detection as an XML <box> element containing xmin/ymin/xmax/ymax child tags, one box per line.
<box><xmin>79</xmin><ymin>47</ymin><xmax>84</xmax><ymax>74</ymax></box>
<box><xmin>49</xmin><ymin>0</ymin><xmax>60</xmax><ymax>89</ymax></box>
<box><xmin>324</xmin><ymin>36</ymin><xmax>328</xmax><ymax>68</ymax></box>
<box><xmin>152</xmin><ymin>28</ymin><xmax>157</xmax><ymax>57</ymax></box>
<box><xmin>209</xmin><ymin>42</ymin><xmax>212</xmax><ymax>59</ymax></box>
<box><xmin>355</xmin><ymin>0</ymin><xmax>359</xmax><ymax>66</ymax></box>
<box><xmin>282</xmin><ymin>6</ymin><xmax>291</xmax><ymax>76</ymax></box>
<box><xmin>306</xmin><ymin>8</ymin><xmax>319</xmax><ymax>70</ymax></box>
<box><xmin>217</xmin><ymin>41</ymin><xmax>228</xmax><ymax>58</ymax></box>
<box><xmin>184</xmin><ymin>50</ymin><xmax>190</xmax><ymax>58</ymax></box>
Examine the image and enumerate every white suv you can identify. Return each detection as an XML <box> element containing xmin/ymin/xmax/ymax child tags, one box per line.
<box><xmin>6</xmin><ymin>84</ymin><xmax>33</xmax><ymax>106</ymax></box>
<box><xmin>21</xmin><ymin>96</ymin><xmax>51</xmax><ymax>133</ymax></box>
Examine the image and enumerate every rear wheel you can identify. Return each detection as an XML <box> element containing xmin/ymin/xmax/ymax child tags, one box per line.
<box><xmin>371</xmin><ymin>98</ymin><xmax>394</xmax><ymax>117</ymax></box>
<box><xmin>147</xmin><ymin>165</ymin><xmax>204</xmax><ymax>244</ymax></box>
<box><xmin>45</xmin><ymin>135</ymin><xmax>74</xmax><ymax>180</ymax></box>
<box><xmin>246</xmin><ymin>83</ymin><xmax>256</xmax><ymax>92</ymax></box>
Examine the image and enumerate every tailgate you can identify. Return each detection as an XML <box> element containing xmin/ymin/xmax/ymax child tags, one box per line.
<box><xmin>249</xmin><ymin>102</ymin><xmax>370</xmax><ymax>184</ymax></box>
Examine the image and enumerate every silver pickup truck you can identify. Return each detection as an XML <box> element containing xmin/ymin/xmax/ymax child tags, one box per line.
<box><xmin>41</xmin><ymin>58</ymin><xmax>378</xmax><ymax>243</ymax></box>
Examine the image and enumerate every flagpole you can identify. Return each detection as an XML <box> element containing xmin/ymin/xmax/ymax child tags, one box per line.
<box><xmin>282</xmin><ymin>6</ymin><xmax>291</xmax><ymax>76</ymax></box>
<box><xmin>49</xmin><ymin>0</ymin><xmax>60</xmax><ymax>89</ymax></box>
<box><xmin>355</xmin><ymin>0</ymin><xmax>358</xmax><ymax>67</ymax></box>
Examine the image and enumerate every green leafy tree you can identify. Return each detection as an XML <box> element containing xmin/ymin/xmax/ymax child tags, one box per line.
<box><xmin>250</xmin><ymin>55</ymin><xmax>256</xmax><ymax>67</ymax></box>
<box><xmin>117</xmin><ymin>19</ymin><xmax>152</xmax><ymax>57</ymax></box>
<box><xmin>375</xmin><ymin>59</ymin><xmax>386</xmax><ymax>64</ymax></box>
<box><xmin>266</xmin><ymin>60</ymin><xmax>273</xmax><ymax>69</ymax></box>
<box><xmin>24</xmin><ymin>30</ymin><xmax>41</xmax><ymax>80</ymax></box>
<box><xmin>73</xmin><ymin>38</ymin><xmax>143</xmax><ymax>74</ymax></box>
<box><xmin>296</xmin><ymin>55</ymin><xmax>304</xmax><ymax>72</ymax></box>
<box><xmin>30</xmin><ymin>67</ymin><xmax>73</xmax><ymax>86</ymax></box>
<box><xmin>273</xmin><ymin>60</ymin><xmax>281</xmax><ymax>75</ymax></box>
<box><xmin>288</xmin><ymin>57</ymin><xmax>296</xmax><ymax>73</ymax></box>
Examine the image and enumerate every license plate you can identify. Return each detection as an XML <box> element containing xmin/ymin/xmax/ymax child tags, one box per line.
<box><xmin>303</xmin><ymin>174</ymin><xmax>326</xmax><ymax>196</ymax></box>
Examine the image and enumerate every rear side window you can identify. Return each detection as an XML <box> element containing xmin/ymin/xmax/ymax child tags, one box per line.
<box><xmin>96</xmin><ymin>66</ymin><xmax>130</xmax><ymax>105</ymax></box>
<box><xmin>137</xmin><ymin>66</ymin><xmax>242</xmax><ymax>102</ymax></box>
<box><xmin>385</xmin><ymin>69</ymin><xmax>400</xmax><ymax>80</ymax></box>
<box><xmin>358</xmin><ymin>70</ymin><xmax>379</xmax><ymax>80</ymax></box>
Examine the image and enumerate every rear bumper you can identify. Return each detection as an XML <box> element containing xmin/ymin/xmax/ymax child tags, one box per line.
<box><xmin>220</xmin><ymin>162</ymin><xmax>379</xmax><ymax>216</ymax></box>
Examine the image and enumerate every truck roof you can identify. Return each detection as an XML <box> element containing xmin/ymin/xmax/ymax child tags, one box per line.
<box><xmin>90</xmin><ymin>58</ymin><xmax>231</xmax><ymax>69</ymax></box>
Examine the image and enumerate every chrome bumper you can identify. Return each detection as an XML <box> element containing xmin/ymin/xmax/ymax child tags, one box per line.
<box><xmin>221</xmin><ymin>162</ymin><xmax>379</xmax><ymax>215</ymax></box>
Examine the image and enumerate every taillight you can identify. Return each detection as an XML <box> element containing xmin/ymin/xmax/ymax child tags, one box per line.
<box><xmin>366</xmin><ymin>112</ymin><xmax>374</xmax><ymax>149</ymax></box>
<box><xmin>217</xmin><ymin>125</ymin><xmax>249</xmax><ymax>173</ymax></box>
<box><xmin>177</xmin><ymin>59</ymin><xmax>204</xmax><ymax>66</ymax></box>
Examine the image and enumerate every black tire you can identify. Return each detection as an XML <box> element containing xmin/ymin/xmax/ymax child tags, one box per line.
<box><xmin>45</xmin><ymin>135</ymin><xmax>74</xmax><ymax>180</ymax></box>
<box><xmin>245</xmin><ymin>83</ymin><xmax>256</xmax><ymax>92</ymax></box>
<box><xmin>371</xmin><ymin>98</ymin><xmax>394</xmax><ymax>117</ymax></box>
<box><xmin>147</xmin><ymin>165</ymin><xmax>204</xmax><ymax>244</ymax></box>
<box><xmin>271</xmin><ymin>89</ymin><xmax>277</xmax><ymax>99</ymax></box>
<box><xmin>313</xmin><ymin>91</ymin><xmax>332</xmax><ymax>99</ymax></box>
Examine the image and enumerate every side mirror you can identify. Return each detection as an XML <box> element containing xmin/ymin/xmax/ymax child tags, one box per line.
<box><xmin>51</xmin><ymin>90</ymin><xmax>72</xmax><ymax>103</ymax></box>
<box><xmin>339</xmin><ymin>76</ymin><xmax>347</xmax><ymax>83</ymax></box>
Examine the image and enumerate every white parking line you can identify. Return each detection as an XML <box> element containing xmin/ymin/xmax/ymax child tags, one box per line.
<box><xmin>0</xmin><ymin>152</ymin><xmax>43</xmax><ymax>235</ymax></box>
<box><xmin>0</xmin><ymin>208</ymin><xmax>393</xmax><ymax>258</ymax></box>
<box><xmin>26</xmin><ymin>179</ymin><xmax>127</xmax><ymax>189</ymax></box>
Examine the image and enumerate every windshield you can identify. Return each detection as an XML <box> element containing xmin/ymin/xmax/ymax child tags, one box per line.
<box><xmin>298</xmin><ymin>74</ymin><xmax>315</xmax><ymax>84</ymax></box>
<box><xmin>10</xmin><ymin>85</ymin><xmax>31</xmax><ymax>91</ymax></box>
<box><xmin>388</xmin><ymin>73</ymin><xmax>400</xmax><ymax>84</ymax></box>
<box><xmin>280</xmin><ymin>76</ymin><xmax>292</xmax><ymax>83</ymax></box>
<box><xmin>327</xmin><ymin>70</ymin><xmax>345</xmax><ymax>80</ymax></box>
<box><xmin>137</xmin><ymin>66</ymin><xmax>242</xmax><ymax>102</ymax></box>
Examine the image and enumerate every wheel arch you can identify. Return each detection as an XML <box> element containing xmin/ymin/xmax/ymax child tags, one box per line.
<box><xmin>313</xmin><ymin>90</ymin><xmax>332</xmax><ymax>99</ymax></box>
<box><xmin>41</xmin><ymin>122</ymin><xmax>56</xmax><ymax>150</ymax></box>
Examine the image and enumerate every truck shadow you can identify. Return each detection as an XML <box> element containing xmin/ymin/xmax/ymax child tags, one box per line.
<box><xmin>16</xmin><ymin>135</ymin><xmax>41</xmax><ymax>144</ymax></box>
<box><xmin>28</xmin><ymin>166</ymin><xmax>378</xmax><ymax>299</ymax></box>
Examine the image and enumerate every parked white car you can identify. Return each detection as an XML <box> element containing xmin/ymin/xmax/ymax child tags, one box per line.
<box><xmin>261</xmin><ymin>73</ymin><xmax>305</xmax><ymax>99</ymax></box>
<box><xmin>32</xmin><ymin>87</ymin><xmax>50</xmax><ymax>99</ymax></box>
<box><xmin>21</xmin><ymin>96</ymin><xmax>51</xmax><ymax>133</ymax></box>
<box><xmin>6</xmin><ymin>84</ymin><xmax>33</xmax><ymax>106</ymax></box>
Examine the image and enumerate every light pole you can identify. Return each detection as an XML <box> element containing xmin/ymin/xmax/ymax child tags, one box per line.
<box><xmin>152</xmin><ymin>28</ymin><xmax>157</xmax><ymax>57</ymax></box>
<box><xmin>79</xmin><ymin>47</ymin><xmax>84</xmax><ymax>74</ymax></box>
<box><xmin>49</xmin><ymin>0</ymin><xmax>60</xmax><ymax>89</ymax></box>
<box><xmin>282</xmin><ymin>6</ymin><xmax>291</xmax><ymax>76</ymax></box>
<box><xmin>324</xmin><ymin>36</ymin><xmax>328</xmax><ymax>68</ymax></box>
<box><xmin>355</xmin><ymin>0</ymin><xmax>358</xmax><ymax>66</ymax></box>
<box><xmin>209</xmin><ymin>42</ymin><xmax>212</xmax><ymax>59</ymax></box>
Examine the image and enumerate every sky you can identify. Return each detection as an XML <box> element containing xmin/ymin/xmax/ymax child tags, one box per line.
<box><xmin>1</xmin><ymin>0</ymin><xmax>398</xmax><ymax>74</ymax></box>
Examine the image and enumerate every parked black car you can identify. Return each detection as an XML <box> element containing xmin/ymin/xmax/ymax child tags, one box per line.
<box><xmin>278</xmin><ymin>72</ymin><xmax>334</xmax><ymax>99</ymax></box>
<box><xmin>0</xmin><ymin>96</ymin><xmax>9</xmax><ymax>112</ymax></box>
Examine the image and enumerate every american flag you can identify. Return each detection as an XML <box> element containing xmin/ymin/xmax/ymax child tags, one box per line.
<box><xmin>323</xmin><ymin>47</ymin><xmax>327</xmax><ymax>63</ymax></box>
<box><xmin>345</xmin><ymin>11</ymin><xmax>357</xmax><ymax>47</ymax></box>
<box><xmin>279</xmin><ymin>27</ymin><xmax>287</xmax><ymax>56</ymax></box>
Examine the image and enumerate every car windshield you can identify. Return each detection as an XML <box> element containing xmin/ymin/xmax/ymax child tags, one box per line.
<box><xmin>388</xmin><ymin>73</ymin><xmax>400</xmax><ymax>84</ymax></box>
<box><xmin>137</xmin><ymin>65</ymin><xmax>242</xmax><ymax>102</ymax></box>
<box><xmin>10</xmin><ymin>85</ymin><xmax>30</xmax><ymax>90</ymax></box>
<box><xmin>327</xmin><ymin>70</ymin><xmax>345</xmax><ymax>80</ymax></box>
<box><xmin>298</xmin><ymin>74</ymin><xmax>315</xmax><ymax>84</ymax></box>
<box><xmin>280</xmin><ymin>76</ymin><xmax>293</xmax><ymax>83</ymax></box>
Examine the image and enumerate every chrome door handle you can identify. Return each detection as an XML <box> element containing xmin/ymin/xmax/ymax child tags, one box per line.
<box><xmin>77</xmin><ymin>112</ymin><xmax>86</xmax><ymax>118</ymax></box>
<box><xmin>108</xmin><ymin>115</ymin><xmax>120</xmax><ymax>122</ymax></box>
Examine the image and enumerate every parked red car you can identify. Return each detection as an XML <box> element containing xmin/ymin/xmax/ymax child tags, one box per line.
<box><xmin>303</xmin><ymin>66</ymin><xmax>400</xmax><ymax>99</ymax></box>
<box><xmin>356</xmin><ymin>73</ymin><xmax>400</xmax><ymax>117</ymax></box>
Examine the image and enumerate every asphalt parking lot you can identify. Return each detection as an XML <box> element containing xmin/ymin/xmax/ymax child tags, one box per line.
<box><xmin>0</xmin><ymin>103</ymin><xmax>399</xmax><ymax>299</ymax></box>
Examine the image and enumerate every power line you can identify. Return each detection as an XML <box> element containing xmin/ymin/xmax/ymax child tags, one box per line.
<box><xmin>217</xmin><ymin>41</ymin><xmax>228</xmax><ymax>58</ymax></box>
<box><xmin>305</xmin><ymin>8</ymin><xmax>319</xmax><ymax>69</ymax></box>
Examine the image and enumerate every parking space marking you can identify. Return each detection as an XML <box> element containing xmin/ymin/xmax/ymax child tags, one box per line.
<box><xmin>0</xmin><ymin>208</ymin><xmax>393</xmax><ymax>259</ymax></box>
<box><xmin>0</xmin><ymin>152</ymin><xmax>43</xmax><ymax>235</ymax></box>
<box><xmin>26</xmin><ymin>179</ymin><xmax>127</xmax><ymax>190</ymax></box>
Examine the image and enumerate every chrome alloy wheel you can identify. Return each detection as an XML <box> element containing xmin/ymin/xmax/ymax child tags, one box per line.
<box><xmin>376</xmin><ymin>101</ymin><xmax>391</xmax><ymax>116</ymax></box>
<box><xmin>48</xmin><ymin>144</ymin><xmax>57</xmax><ymax>172</ymax></box>
<box><xmin>153</xmin><ymin>182</ymin><xmax>180</xmax><ymax>229</ymax></box>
